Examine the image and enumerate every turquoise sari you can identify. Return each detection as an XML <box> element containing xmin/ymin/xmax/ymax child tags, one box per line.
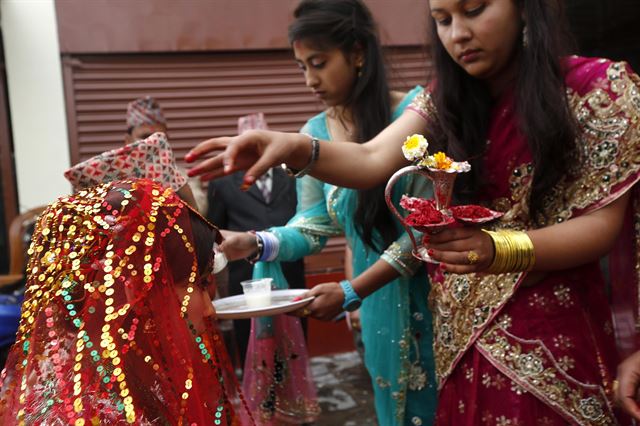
<box><xmin>254</xmin><ymin>86</ymin><xmax>437</xmax><ymax>425</ymax></box>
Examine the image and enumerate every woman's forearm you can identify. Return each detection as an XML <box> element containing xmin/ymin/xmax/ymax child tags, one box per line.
<box><xmin>286</xmin><ymin>112</ymin><xmax>427</xmax><ymax>189</ymax></box>
<box><xmin>350</xmin><ymin>259</ymin><xmax>402</xmax><ymax>299</ymax></box>
<box><xmin>528</xmin><ymin>191</ymin><xmax>630</xmax><ymax>271</ymax></box>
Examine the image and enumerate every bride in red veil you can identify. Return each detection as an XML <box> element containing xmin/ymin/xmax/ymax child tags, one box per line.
<box><xmin>0</xmin><ymin>178</ymin><xmax>254</xmax><ymax>425</ymax></box>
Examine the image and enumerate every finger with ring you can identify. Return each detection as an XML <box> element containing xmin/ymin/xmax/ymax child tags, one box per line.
<box><xmin>301</xmin><ymin>308</ymin><xmax>311</xmax><ymax>317</ymax></box>
<box><xmin>467</xmin><ymin>250</ymin><xmax>480</xmax><ymax>265</ymax></box>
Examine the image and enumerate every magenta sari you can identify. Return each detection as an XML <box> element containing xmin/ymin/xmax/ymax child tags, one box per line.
<box><xmin>409</xmin><ymin>56</ymin><xmax>640</xmax><ymax>425</ymax></box>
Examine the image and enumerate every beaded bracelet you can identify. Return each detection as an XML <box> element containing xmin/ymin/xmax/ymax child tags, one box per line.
<box><xmin>482</xmin><ymin>229</ymin><xmax>535</xmax><ymax>274</ymax></box>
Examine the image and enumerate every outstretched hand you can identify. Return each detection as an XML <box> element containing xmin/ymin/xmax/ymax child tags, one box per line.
<box><xmin>425</xmin><ymin>226</ymin><xmax>495</xmax><ymax>274</ymax></box>
<box><xmin>218</xmin><ymin>230</ymin><xmax>257</xmax><ymax>261</ymax></box>
<box><xmin>185</xmin><ymin>129</ymin><xmax>302</xmax><ymax>186</ymax></box>
<box><xmin>291</xmin><ymin>282</ymin><xmax>345</xmax><ymax>321</ymax></box>
<box><xmin>615</xmin><ymin>350</ymin><xmax>640</xmax><ymax>420</ymax></box>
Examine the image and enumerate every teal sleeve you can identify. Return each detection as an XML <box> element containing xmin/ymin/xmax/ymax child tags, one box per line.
<box><xmin>296</xmin><ymin>176</ymin><xmax>325</xmax><ymax>213</ymax></box>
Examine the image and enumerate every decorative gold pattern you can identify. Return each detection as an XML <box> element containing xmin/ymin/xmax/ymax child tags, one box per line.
<box><xmin>557</xmin><ymin>355</ymin><xmax>576</xmax><ymax>372</ymax></box>
<box><xmin>510</xmin><ymin>382</ymin><xmax>527</xmax><ymax>395</ymax></box>
<box><xmin>553</xmin><ymin>335</ymin><xmax>575</xmax><ymax>351</ymax></box>
<box><xmin>477</xmin><ymin>326</ymin><xmax>615</xmax><ymax>425</ymax></box>
<box><xmin>406</xmin><ymin>60</ymin><xmax>640</xmax><ymax>423</ymax></box>
<box><xmin>465</xmin><ymin>367</ymin><xmax>474</xmax><ymax>382</ymax></box>
<box><xmin>528</xmin><ymin>293</ymin><xmax>548</xmax><ymax>310</ymax></box>
<box><xmin>481</xmin><ymin>372</ymin><xmax>508</xmax><ymax>390</ymax></box>
<box><xmin>539</xmin><ymin>61</ymin><xmax>640</xmax><ymax>226</ymax></box>
<box><xmin>382</xmin><ymin>241</ymin><xmax>422</xmax><ymax>277</ymax></box>
<box><xmin>429</xmin><ymin>271</ymin><xmax>522</xmax><ymax>385</ymax></box>
<box><xmin>496</xmin><ymin>314</ymin><xmax>513</xmax><ymax>330</ymax></box>
<box><xmin>374</xmin><ymin>325</ymin><xmax>431</xmax><ymax>422</ymax></box>
<box><xmin>421</xmin><ymin>61</ymin><xmax>640</xmax><ymax>394</ymax></box>
<box><xmin>481</xmin><ymin>411</ymin><xmax>524</xmax><ymax>426</ymax></box>
<box><xmin>496</xmin><ymin>415</ymin><xmax>522</xmax><ymax>426</ymax></box>
<box><xmin>407</xmin><ymin>361</ymin><xmax>428</xmax><ymax>391</ymax></box>
<box><xmin>407</xmin><ymin>90</ymin><xmax>438</xmax><ymax>122</ymax></box>
<box><xmin>553</xmin><ymin>285</ymin><xmax>574</xmax><ymax>308</ymax></box>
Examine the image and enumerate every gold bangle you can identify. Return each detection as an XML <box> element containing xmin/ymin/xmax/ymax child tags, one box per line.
<box><xmin>482</xmin><ymin>229</ymin><xmax>535</xmax><ymax>274</ymax></box>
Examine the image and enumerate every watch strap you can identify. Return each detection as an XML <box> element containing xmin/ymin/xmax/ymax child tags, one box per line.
<box><xmin>339</xmin><ymin>279</ymin><xmax>362</xmax><ymax>311</ymax></box>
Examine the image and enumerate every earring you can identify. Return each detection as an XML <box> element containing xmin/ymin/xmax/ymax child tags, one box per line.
<box><xmin>522</xmin><ymin>25</ymin><xmax>529</xmax><ymax>48</ymax></box>
<box><xmin>356</xmin><ymin>62</ymin><xmax>363</xmax><ymax>78</ymax></box>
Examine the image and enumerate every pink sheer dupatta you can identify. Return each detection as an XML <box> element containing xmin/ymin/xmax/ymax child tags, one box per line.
<box><xmin>237</xmin><ymin>114</ymin><xmax>320</xmax><ymax>424</ymax></box>
<box><xmin>242</xmin><ymin>315</ymin><xmax>320</xmax><ymax>424</ymax></box>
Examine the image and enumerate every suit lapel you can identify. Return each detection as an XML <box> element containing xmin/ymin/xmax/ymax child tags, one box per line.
<box><xmin>269</xmin><ymin>167</ymin><xmax>290</xmax><ymax>204</ymax></box>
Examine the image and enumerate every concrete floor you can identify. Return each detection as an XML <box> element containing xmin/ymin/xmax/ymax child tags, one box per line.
<box><xmin>311</xmin><ymin>351</ymin><xmax>378</xmax><ymax>426</ymax></box>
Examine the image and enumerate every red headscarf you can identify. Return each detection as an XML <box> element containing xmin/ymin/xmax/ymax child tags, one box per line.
<box><xmin>0</xmin><ymin>179</ymin><xmax>253</xmax><ymax>425</ymax></box>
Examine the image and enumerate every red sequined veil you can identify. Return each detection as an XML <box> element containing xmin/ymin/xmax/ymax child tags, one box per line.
<box><xmin>0</xmin><ymin>179</ymin><xmax>254</xmax><ymax>425</ymax></box>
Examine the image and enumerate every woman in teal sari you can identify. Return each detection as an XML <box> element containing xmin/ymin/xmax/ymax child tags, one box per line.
<box><xmin>220</xmin><ymin>1</ymin><xmax>437</xmax><ymax>424</ymax></box>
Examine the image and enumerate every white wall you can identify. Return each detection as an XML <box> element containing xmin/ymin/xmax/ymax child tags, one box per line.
<box><xmin>2</xmin><ymin>0</ymin><xmax>70</xmax><ymax>211</ymax></box>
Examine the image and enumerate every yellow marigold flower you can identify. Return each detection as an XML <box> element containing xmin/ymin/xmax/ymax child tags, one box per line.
<box><xmin>433</xmin><ymin>152</ymin><xmax>453</xmax><ymax>170</ymax></box>
<box><xmin>401</xmin><ymin>134</ymin><xmax>428</xmax><ymax>161</ymax></box>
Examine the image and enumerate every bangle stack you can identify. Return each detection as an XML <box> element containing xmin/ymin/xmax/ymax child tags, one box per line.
<box><xmin>245</xmin><ymin>231</ymin><xmax>264</xmax><ymax>264</ymax></box>
<box><xmin>482</xmin><ymin>229</ymin><xmax>535</xmax><ymax>274</ymax></box>
<box><xmin>281</xmin><ymin>134</ymin><xmax>320</xmax><ymax>178</ymax></box>
<box><xmin>245</xmin><ymin>231</ymin><xmax>280</xmax><ymax>264</ymax></box>
<box><xmin>256</xmin><ymin>231</ymin><xmax>279</xmax><ymax>262</ymax></box>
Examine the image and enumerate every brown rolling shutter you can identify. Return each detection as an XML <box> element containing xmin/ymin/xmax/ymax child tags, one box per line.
<box><xmin>62</xmin><ymin>47</ymin><xmax>430</xmax><ymax>275</ymax></box>
<box><xmin>62</xmin><ymin>47</ymin><xmax>430</xmax><ymax>168</ymax></box>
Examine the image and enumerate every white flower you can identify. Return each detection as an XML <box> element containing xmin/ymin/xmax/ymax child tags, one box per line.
<box><xmin>452</xmin><ymin>161</ymin><xmax>471</xmax><ymax>172</ymax></box>
<box><xmin>402</xmin><ymin>134</ymin><xmax>429</xmax><ymax>161</ymax></box>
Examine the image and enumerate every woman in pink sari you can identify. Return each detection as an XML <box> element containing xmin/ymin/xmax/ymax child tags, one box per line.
<box><xmin>186</xmin><ymin>0</ymin><xmax>640</xmax><ymax>423</ymax></box>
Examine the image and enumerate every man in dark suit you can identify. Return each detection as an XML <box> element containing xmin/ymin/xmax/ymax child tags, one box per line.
<box><xmin>207</xmin><ymin>161</ymin><xmax>306</xmax><ymax>366</ymax></box>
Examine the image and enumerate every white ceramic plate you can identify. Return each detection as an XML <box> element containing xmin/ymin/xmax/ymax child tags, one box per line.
<box><xmin>213</xmin><ymin>289</ymin><xmax>314</xmax><ymax>320</ymax></box>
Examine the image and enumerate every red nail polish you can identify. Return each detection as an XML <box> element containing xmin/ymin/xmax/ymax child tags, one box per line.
<box><xmin>428</xmin><ymin>249</ymin><xmax>434</xmax><ymax>256</ymax></box>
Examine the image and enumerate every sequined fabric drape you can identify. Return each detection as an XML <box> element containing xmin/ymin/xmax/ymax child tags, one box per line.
<box><xmin>0</xmin><ymin>179</ymin><xmax>253</xmax><ymax>425</ymax></box>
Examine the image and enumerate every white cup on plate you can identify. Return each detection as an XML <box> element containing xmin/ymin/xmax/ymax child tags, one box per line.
<box><xmin>240</xmin><ymin>278</ymin><xmax>273</xmax><ymax>308</ymax></box>
<box><xmin>212</xmin><ymin>242</ymin><xmax>228</xmax><ymax>274</ymax></box>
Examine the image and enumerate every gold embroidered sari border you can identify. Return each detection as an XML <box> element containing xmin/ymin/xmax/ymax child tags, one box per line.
<box><xmin>476</xmin><ymin>326</ymin><xmax>615</xmax><ymax>425</ymax></box>
<box><xmin>434</xmin><ymin>272</ymin><xmax>526</xmax><ymax>389</ymax></box>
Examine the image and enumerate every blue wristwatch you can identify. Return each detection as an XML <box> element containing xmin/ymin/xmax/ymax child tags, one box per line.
<box><xmin>339</xmin><ymin>279</ymin><xmax>362</xmax><ymax>312</ymax></box>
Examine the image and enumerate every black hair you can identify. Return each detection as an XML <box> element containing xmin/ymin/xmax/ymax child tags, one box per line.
<box><xmin>189</xmin><ymin>211</ymin><xmax>215</xmax><ymax>280</ymax></box>
<box><xmin>289</xmin><ymin>0</ymin><xmax>396</xmax><ymax>252</ymax></box>
<box><xmin>164</xmin><ymin>210</ymin><xmax>215</xmax><ymax>287</ymax></box>
<box><xmin>427</xmin><ymin>0</ymin><xmax>576</xmax><ymax>223</ymax></box>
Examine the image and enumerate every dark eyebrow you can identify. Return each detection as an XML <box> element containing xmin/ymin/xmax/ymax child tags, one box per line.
<box><xmin>295</xmin><ymin>51</ymin><xmax>324</xmax><ymax>62</ymax></box>
<box><xmin>431</xmin><ymin>0</ymin><xmax>469</xmax><ymax>12</ymax></box>
<box><xmin>307</xmin><ymin>53</ymin><xmax>324</xmax><ymax>62</ymax></box>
